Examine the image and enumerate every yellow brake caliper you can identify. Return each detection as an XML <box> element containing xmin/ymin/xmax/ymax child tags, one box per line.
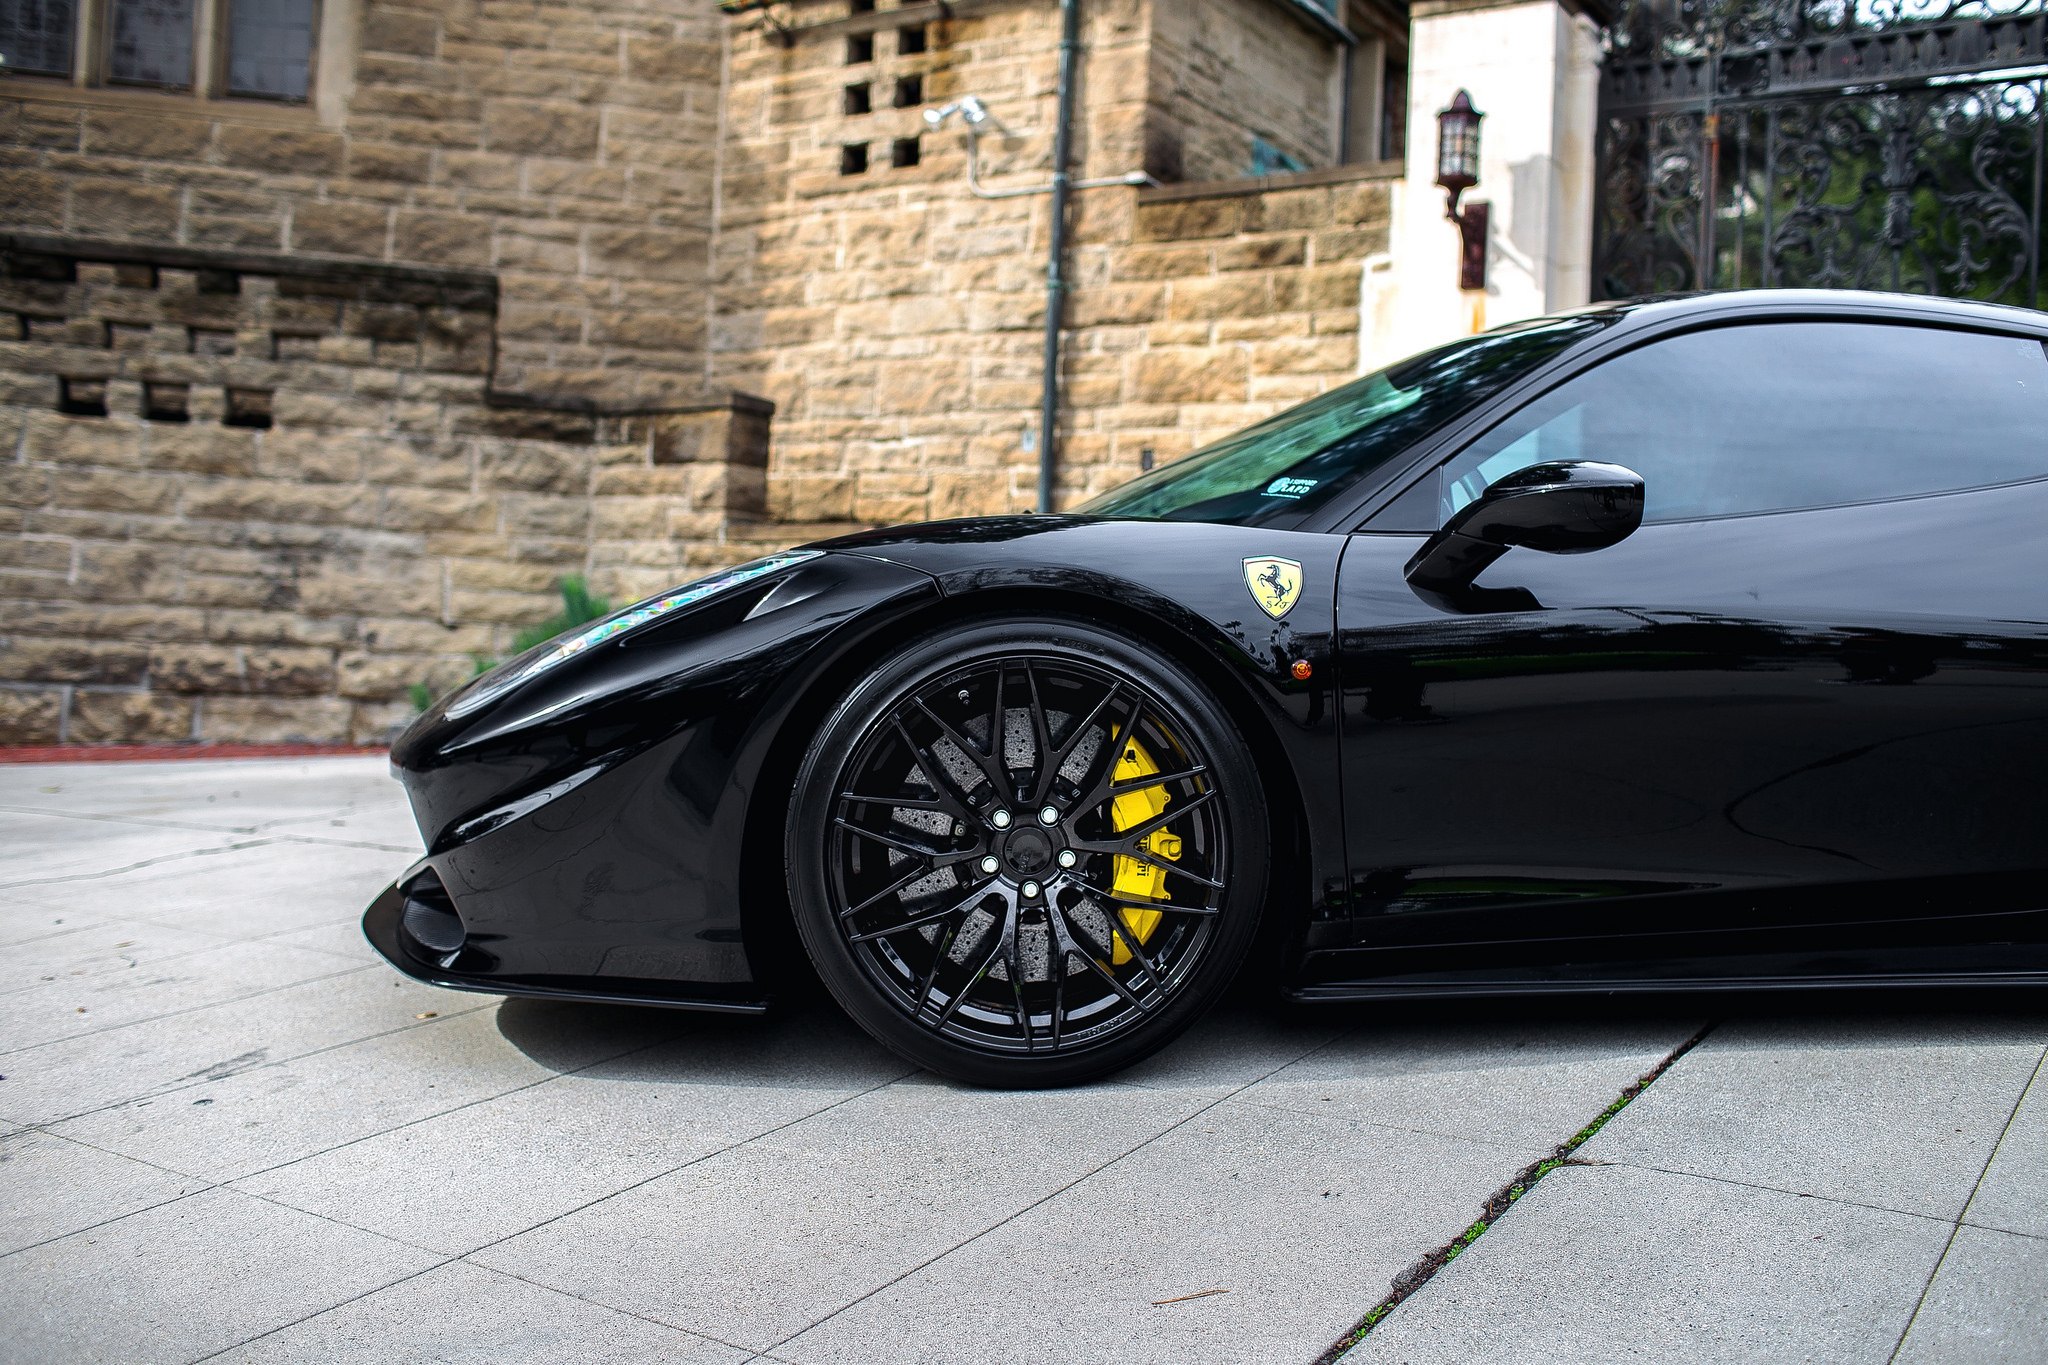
<box><xmin>1107</xmin><ymin>735</ymin><xmax>1182</xmax><ymax>964</ymax></box>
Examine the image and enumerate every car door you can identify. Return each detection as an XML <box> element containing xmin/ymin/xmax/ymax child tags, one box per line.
<box><xmin>1329</xmin><ymin>316</ymin><xmax>2048</xmax><ymax>987</ymax></box>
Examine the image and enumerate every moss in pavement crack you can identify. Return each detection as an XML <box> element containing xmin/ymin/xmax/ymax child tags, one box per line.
<box><xmin>1311</xmin><ymin>1023</ymin><xmax>1715</xmax><ymax>1364</ymax></box>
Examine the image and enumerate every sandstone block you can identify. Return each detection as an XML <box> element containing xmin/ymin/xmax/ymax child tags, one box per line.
<box><xmin>0</xmin><ymin>687</ymin><xmax>63</xmax><ymax>743</ymax></box>
<box><xmin>585</xmin><ymin>226</ymin><xmax>709</xmax><ymax>283</ymax></box>
<box><xmin>243</xmin><ymin>647</ymin><xmax>336</xmax><ymax>695</ymax></box>
<box><xmin>484</xmin><ymin>100</ymin><xmax>600</xmax><ymax>158</ymax></box>
<box><xmin>1168</xmin><ymin>275</ymin><xmax>1272</xmax><ymax>322</ymax></box>
<box><xmin>1135</xmin><ymin>197</ymin><xmax>1242</xmax><ymax>242</ymax></box>
<box><xmin>0</xmin><ymin>535</ymin><xmax>69</xmax><ymax>572</ymax></box>
<box><xmin>0</xmin><ymin>639</ymin><xmax>148</xmax><ymax>684</ymax></box>
<box><xmin>361</xmin><ymin>8</ymin><xmax>438</xmax><ymax>55</ymax></box>
<box><xmin>69</xmin><ymin>181</ymin><xmax>180</xmax><ymax>238</ymax></box>
<box><xmin>0</xmin><ymin>169</ymin><xmax>65</xmax><ymax>230</ymax></box>
<box><xmin>198</xmin><ymin>696</ymin><xmax>352</xmax><ymax>743</ymax></box>
<box><xmin>1218</xmin><ymin>235</ymin><xmax>1308</xmax><ymax>271</ymax></box>
<box><xmin>149</xmin><ymin>645</ymin><xmax>243</xmax><ymax>693</ymax></box>
<box><xmin>298</xmin><ymin>571</ymin><xmax>440</xmax><ymax>619</ymax></box>
<box><xmin>219</xmin><ymin>125</ymin><xmax>346</xmax><ymax>176</ymax></box>
<box><xmin>1132</xmin><ymin>347</ymin><xmax>1249</xmax><ymax>404</ymax></box>
<box><xmin>82</xmin><ymin>109</ymin><xmax>211</xmax><ymax>159</ymax></box>
<box><xmin>336</xmin><ymin>652</ymin><xmax>443</xmax><ymax>702</ymax></box>
<box><xmin>293</xmin><ymin>202</ymin><xmax>392</xmax><ymax>257</ymax></box>
<box><xmin>346</xmin><ymin>141</ymin><xmax>434</xmax><ymax>184</ymax></box>
<box><xmin>395</xmin><ymin>212</ymin><xmax>493</xmax><ymax>269</ymax></box>
<box><xmin>70</xmin><ymin>690</ymin><xmax>193</xmax><ymax>742</ymax></box>
<box><xmin>146</xmin><ymin>424</ymin><xmax>259</xmax><ymax>476</ymax></box>
<box><xmin>1310</xmin><ymin>228</ymin><xmax>1387</xmax><ymax>264</ymax></box>
<box><xmin>75</xmin><ymin>545</ymin><xmax>167</xmax><ymax>600</ymax></box>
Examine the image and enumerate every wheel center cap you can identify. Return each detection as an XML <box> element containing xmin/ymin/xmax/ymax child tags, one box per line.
<box><xmin>1003</xmin><ymin>827</ymin><xmax>1054</xmax><ymax>876</ymax></box>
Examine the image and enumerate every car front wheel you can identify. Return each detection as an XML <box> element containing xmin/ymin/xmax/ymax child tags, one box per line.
<box><xmin>787</xmin><ymin>617</ymin><xmax>1268</xmax><ymax>1087</ymax></box>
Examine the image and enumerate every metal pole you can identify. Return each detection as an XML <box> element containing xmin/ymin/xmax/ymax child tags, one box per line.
<box><xmin>1037</xmin><ymin>0</ymin><xmax>1080</xmax><ymax>515</ymax></box>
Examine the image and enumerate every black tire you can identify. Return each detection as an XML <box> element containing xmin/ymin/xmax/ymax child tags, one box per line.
<box><xmin>786</xmin><ymin>617</ymin><xmax>1268</xmax><ymax>1087</ymax></box>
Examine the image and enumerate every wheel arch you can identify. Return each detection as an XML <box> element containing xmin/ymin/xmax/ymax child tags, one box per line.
<box><xmin>737</xmin><ymin>581</ymin><xmax>1316</xmax><ymax>998</ymax></box>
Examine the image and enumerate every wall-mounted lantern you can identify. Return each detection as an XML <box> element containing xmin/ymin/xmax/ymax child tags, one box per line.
<box><xmin>1435</xmin><ymin>89</ymin><xmax>1488</xmax><ymax>291</ymax></box>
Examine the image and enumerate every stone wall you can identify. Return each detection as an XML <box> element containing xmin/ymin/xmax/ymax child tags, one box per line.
<box><xmin>0</xmin><ymin>0</ymin><xmax>724</xmax><ymax>404</ymax></box>
<box><xmin>1147</xmin><ymin>0</ymin><xmax>1344</xmax><ymax>182</ymax></box>
<box><xmin>715</xmin><ymin>0</ymin><xmax>1395</xmax><ymax>521</ymax></box>
<box><xmin>1</xmin><ymin>0</ymin><xmax>1404</xmax><ymax>743</ymax></box>
<box><xmin>721</xmin><ymin>155</ymin><xmax>1396</xmax><ymax>520</ymax></box>
<box><xmin>0</xmin><ymin>237</ymin><xmax>774</xmax><ymax>745</ymax></box>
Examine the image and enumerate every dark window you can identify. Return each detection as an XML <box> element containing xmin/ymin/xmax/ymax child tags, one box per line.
<box><xmin>58</xmin><ymin>376</ymin><xmax>108</xmax><ymax>417</ymax></box>
<box><xmin>1431</xmin><ymin>322</ymin><xmax>2048</xmax><ymax>525</ymax></box>
<box><xmin>224</xmin><ymin>386</ymin><xmax>272</xmax><ymax>428</ymax></box>
<box><xmin>144</xmin><ymin>380</ymin><xmax>190</xmax><ymax>421</ymax></box>
<box><xmin>850</xmin><ymin>0</ymin><xmax>874</xmax><ymax>11</ymax></box>
<box><xmin>845</xmin><ymin>33</ymin><xmax>872</xmax><ymax>63</ymax></box>
<box><xmin>225</xmin><ymin>0</ymin><xmax>314</xmax><ymax>101</ymax></box>
<box><xmin>893</xmin><ymin>73</ymin><xmax>922</xmax><ymax>108</ymax></box>
<box><xmin>1379</xmin><ymin>57</ymin><xmax>1407</xmax><ymax>164</ymax></box>
<box><xmin>891</xmin><ymin>135</ymin><xmax>919</xmax><ymax>168</ymax></box>
<box><xmin>1078</xmin><ymin>314</ymin><xmax>1613</xmax><ymax>528</ymax></box>
<box><xmin>108</xmin><ymin>0</ymin><xmax>195</xmax><ymax>88</ymax></box>
<box><xmin>843</xmin><ymin>82</ymin><xmax>871</xmax><ymax>115</ymax></box>
<box><xmin>897</xmin><ymin>23</ymin><xmax>926</xmax><ymax>55</ymax></box>
<box><xmin>0</xmin><ymin>0</ymin><xmax>77</xmax><ymax>76</ymax></box>
<box><xmin>839</xmin><ymin>142</ymin><xmax>868</xmax><ymax>175</ymax></box>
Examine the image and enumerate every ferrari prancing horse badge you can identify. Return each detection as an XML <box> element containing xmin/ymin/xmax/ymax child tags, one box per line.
<box><xmin>1242</xmin><ymin>557</ymin><xmax>1303</xmax><ymax>620</ymax></box>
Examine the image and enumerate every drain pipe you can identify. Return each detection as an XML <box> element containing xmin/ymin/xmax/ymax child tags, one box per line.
<box><xmin>1037</xmin><ymin>0</ymin><xmax>1082</xmax><ymax>515</ymax></box>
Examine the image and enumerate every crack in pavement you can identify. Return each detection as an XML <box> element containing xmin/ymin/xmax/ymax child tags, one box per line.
<box><xmin>1311</xmin><ymin>1021</ymin><xmax>1719</xmax><ymax>1363</ymax></box>
<box><xmin>1884</xmin><ymin>1042</ymin><xmax>2048</xmax><ymax>1363</ymax></box>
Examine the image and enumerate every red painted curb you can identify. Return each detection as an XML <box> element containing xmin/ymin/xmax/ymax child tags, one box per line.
<box><xmin>0</xmin><ymin>744</ymin><xmax>390</xmax><ymax>765</ymax></box>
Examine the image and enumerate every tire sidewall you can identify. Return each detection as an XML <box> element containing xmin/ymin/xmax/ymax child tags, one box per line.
<box><xmin>786</xmin><ymin>615</ymin><xmax>1268</xmax><ymax>1087</ymax></box>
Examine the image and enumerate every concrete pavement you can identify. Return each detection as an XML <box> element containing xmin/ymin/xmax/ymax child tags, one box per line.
<box><xmin>0</xmin><ymin>756</ymin><xmax>2040</xmax><ymax>1363</ymax></box>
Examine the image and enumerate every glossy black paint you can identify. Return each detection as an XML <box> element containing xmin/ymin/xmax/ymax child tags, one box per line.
<box><xmin>367</xmin><ymin>290</ymin><xmax>2048</xmax><ymax>1016</ymax></box>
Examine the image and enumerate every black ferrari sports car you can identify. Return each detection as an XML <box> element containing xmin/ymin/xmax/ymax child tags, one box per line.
<box><xmin>367</xmin><ymin>289</ymin><xmax>2048</xmax><ymax>1085</ymax></box>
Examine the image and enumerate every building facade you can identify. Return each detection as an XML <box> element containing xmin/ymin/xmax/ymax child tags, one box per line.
<box><xmin>1</xmin><ymin>0</ymin><xmax>1581</xmax><ymax>744</ymax></box>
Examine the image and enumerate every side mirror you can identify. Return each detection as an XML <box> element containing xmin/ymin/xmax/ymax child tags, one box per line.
<box><xmin>1404</xmin><ymin>460</ymin><xmax>1644</xmax><ymax>612</ymax></box>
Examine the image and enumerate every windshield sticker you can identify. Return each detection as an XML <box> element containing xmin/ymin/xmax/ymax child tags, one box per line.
<box><xmin>1263</xmin><ymin>476</ymin><xmax>1318</xmax><ymax>500</ymax></box>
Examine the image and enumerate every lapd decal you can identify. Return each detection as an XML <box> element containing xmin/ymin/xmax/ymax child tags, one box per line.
<box><xmin>1242</xmin><ymin>556</ymin><xmax>1303</xmax><ymax>620</ymax></box>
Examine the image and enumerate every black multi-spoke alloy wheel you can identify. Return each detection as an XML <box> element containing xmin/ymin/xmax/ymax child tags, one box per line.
<box><xmin>788</xmin><ymin>618</ymin><xmax>1267</xmax><ymax>1087</ymax></box>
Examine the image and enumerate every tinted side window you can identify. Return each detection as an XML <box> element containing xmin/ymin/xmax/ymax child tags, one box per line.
<box><xmin>1426</xmin><ymin>322</ymin><xmax>2048</xmax><ymax>525</ymax></box>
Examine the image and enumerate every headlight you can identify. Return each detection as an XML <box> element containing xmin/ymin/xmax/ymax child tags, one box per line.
<box><xmin>442</xmin><ymin>551</ymin><xmax>824</xmax><ymax>720</ymax></box>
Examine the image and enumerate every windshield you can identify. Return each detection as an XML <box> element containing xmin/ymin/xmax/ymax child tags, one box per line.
<box><xmin>1077</xmin><ymin>313</ymin><xmax>1615</xmax><ymax>526</ymax></box>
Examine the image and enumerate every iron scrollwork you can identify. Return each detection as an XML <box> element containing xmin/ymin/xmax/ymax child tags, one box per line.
<box><xmin>1594</xmin><ymin>0</ymin><xmax>2048</xmax><ymax>307</ymax></box>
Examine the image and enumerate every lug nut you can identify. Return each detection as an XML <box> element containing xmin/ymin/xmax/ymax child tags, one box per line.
<box><xmin>991</xmin><ymin>809</ymin><xmax>1013</xmax><ymax>829</ymax></box>
<box><xmin>1021</xmin><ymin>881</ymin><xmax>1041</xmax><ymax>899</ymax></box>
<box><xmin>1038</xmin><ymin>806</ymin><xmax>1059</xmax><ymax>825</ymax></box>
<box><xmin>979</xmin><ymin>855</ymin><xmax>1000</xmax><ymax>875</ymax></box>
<box><xmin>1057</xmin><ymin>849</ymin><xmax>1077</xmax><ymax>868</ymax></box>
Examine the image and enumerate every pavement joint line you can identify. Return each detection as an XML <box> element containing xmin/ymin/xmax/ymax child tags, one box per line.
<box><xmin>216</xmin><ymin>1013</ymin><xmax>712</xmax><ymax>1191</ymax></box>
<box><xmin>262</xmin><ymin>832</ymin><xmax>427</xmax><ymax>855</ymax></box>
<box><xmin>0</xmin><ymin>1128</ymin><xmax>229</xmax><ymax>1260</ymax></box>
<box><xmin>0</xmin><ymin>838</ymin><xmax>281</xmax><ymax>893</ymax></box>
<box><xmin>1584</xmin><ymin>1159</ymin><xmax>1983</xmax><ymax>1227</ymax></box>
<box><xmin>0</xmin><ymin>957</ymin><xmax>371</xmax><ymax>1059</ymax></box>
<box><xmin>0</xmin><ymin>981</ymin><xmax>492</xmax><ymax>1130</ymax></box>
<box><xmin>1884</xmin><ymin>1041</ymin><xmax>2048</xmax><ymax>1364</ymax></box>
<box><xmin>760</xmin><ymin>1023</ymin><xmax>1371</xmax><ymax>1357</ymax></box>
<box><xmin>0</xmin><ymin>921</ymin><xmax>351</xmax><ymax>1002</ymax></box>
<box><xmin>0</xmin><ymin>799</ymin><xmax>395</xmax><ymax>840</ymax></box>
<box><xmin>1224</xmin><ymin>1093</ymin><xmax>1615</xmax><ymax>1159</ymax></box>
<box><xmin>203</xmin><ymin>1064</ymin><xmax>922</xmax><ymax>1363</ymax></box>
<box><xmin>1311</xmin><ymin>1019</ymin><xmax>1719</xmax><ymax>1364</ymax></box>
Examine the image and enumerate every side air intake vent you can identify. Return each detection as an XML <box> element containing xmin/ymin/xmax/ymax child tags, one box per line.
<box><xmin>399</xmin><ymin>870</ymin><xmax>467</xmax><ymax>956</ymax></box>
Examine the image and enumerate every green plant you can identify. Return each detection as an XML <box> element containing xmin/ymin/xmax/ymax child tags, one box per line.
<box><xmin>407</xmin><ymin>576</ymin><xmax>614</xmax><ymax>713</ymax></box>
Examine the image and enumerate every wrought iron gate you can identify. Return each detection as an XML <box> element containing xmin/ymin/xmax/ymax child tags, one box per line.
<box><xmin>1594</xmin><ymin>0</ymin><xmax>2048</xmax><ymax>306</ymax></box>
